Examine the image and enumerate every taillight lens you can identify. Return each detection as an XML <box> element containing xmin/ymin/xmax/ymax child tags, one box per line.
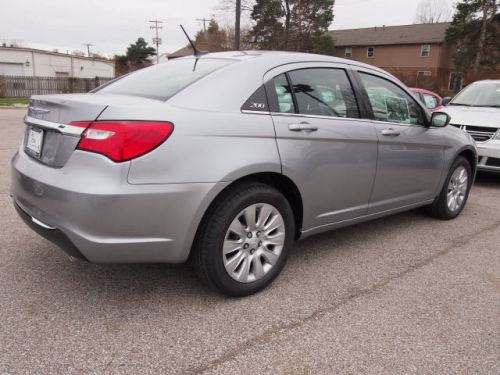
<box><xmin>73</xmin><ymin>121</ymin><xmax>174</xmax><ymax>162</ymax></box>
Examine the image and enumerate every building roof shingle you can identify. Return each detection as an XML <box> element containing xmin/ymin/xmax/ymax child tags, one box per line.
<box><xmin>329</xmin><ymin>22</ymin><xmax>450</xmax><ymax>47</ymax></box>
<box><xmin>168</xmin><ymin>45</ymin><xmax>194</xmax><ymax>59</ymax></box>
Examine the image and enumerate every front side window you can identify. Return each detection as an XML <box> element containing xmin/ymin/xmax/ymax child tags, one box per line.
<box><xmin>367</xmin><ymin>47</ymin><xmax>375</xmax><ymax>58</ymax></box>
<box><xmin>422</xmin><ymin>93</ymin><xmax>439</xmax><ymax>109</ymax></box>
<box><xmin>359</xmin><ymin>72</ymin><xmax>425</xmax><ymax>125</ymax></box>
<box><xmin>286</xmin><ymin>68</ymin><xmax>359</xmax><ymax>118</ymax></box>
<box><xmin>421</xmin><ymin>44</ymin><xmax>430</xmax><ymax>57</ymax></box>
<box><xmin>345</xmin><ymin>47</ymin><xmax>353</xmax><ymax>58</ymax></box>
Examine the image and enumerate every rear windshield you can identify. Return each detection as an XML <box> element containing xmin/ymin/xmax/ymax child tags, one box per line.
<box><xmin>96</xmin><ymin>58</ymin><xmax>234</xmax><ymax>100</ymax></box>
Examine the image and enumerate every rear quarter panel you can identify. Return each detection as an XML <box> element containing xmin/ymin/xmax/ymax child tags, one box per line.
<box><xmin>97</xmin><ymin>104</ymin><xmax>281</xmax><ymax>185</ymax></box>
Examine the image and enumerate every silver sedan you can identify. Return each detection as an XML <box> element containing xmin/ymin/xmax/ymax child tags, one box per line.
<box><xmin>11</xmin><ymin>51</ymin><xmax>477</xmax><ymax>296</ymax></box>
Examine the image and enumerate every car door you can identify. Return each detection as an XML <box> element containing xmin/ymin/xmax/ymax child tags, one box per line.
<box><xmin>264</xmin><ymin>63</ymin><xmax>378</xmax><ymax>232</ymax></box>
<box><xmin>353</xmin><ymin>69</ymin><xmax>445</xmax><ymax>214</ymax></box>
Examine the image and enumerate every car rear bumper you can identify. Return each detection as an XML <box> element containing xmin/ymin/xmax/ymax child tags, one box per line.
<box><xmin>476</xmin><ymin>140</ymin><xmax>500</xmax><ymax>172</ymax></box>
<box><xmin>11</xmin><ymin>150</ymin><xmax>228</xmax><ymax>263</ymax></box>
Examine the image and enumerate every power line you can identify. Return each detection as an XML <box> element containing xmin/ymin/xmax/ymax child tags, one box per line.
<box><xmin>149</xmin><ymin>20</ymin><xmax>163</xmax><ymax>64</ymax></box>
<box><xmin>196</xmin><ymin>18</ymin><xmax>210</xmax><ymax>32</ymax></box>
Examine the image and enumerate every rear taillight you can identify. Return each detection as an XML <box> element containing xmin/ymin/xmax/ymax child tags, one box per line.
<box><xmin>72</xmin><ymin>121</ymin><xmax>174</xmax><ymax>162</ymax></box>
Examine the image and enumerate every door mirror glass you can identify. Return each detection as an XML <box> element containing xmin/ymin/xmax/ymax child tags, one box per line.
<box><xmin>431</xmin><ymin>112</ymin><xmax>450</xmax><ymax>127</ymax></box>
<box><xmin>441</xmin><ymin>97</ymin><xmax>452</xmax><ymax>106</ymax></box>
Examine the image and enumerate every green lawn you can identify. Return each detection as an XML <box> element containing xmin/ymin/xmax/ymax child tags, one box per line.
<box><xmin>0</xmin><ymin>98</ymin><xmax>30</xmax><ymax>106</ymax></box>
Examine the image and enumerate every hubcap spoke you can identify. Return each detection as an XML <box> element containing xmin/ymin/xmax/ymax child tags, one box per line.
<box><xmin>261</xmin><ymin>248</ymin><xmax>279</xmax><ymax>265</ymax></box>
<box><xmin>223</xmin><ymin>239</ymin><xmax>243</xmax><ymax>255</ymax></box>
<box><xmin>243</xmin><ymin>205</ymin><xmax>257</xmax><ymax>230</ymax></box>
<box><xmin>228</xmin><ymin>220</ymin><xmax>247</xmax><ymax>240</ymax></box>
<box><xmin>226</xmin><ymin>251</ymin><xmax>245</xmax><ymax>274</ymax></box>
<box><xmin>223</xmin><ymin>203</ymin><xmax>286</xmax><ymax>284</ymax></box>
<box><xmin>237</xmin><ymin>257</ymin><xmax>251</xmax><ymax>282</ymax></box>
<box><xmin>252</xmin><ymin>257</ymin><xmax>265</xmax><ymax>279</ymax></box>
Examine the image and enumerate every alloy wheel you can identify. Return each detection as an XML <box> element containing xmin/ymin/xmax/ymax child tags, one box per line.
<box><xmin>223</xmin><ymin>203</ymin><xmax>286</xmax><ymax>283</ymax></box>
<box><xmin>447</xmin><ymin>166</ymin><xmax>468</xmax><ymax>212</ymax></box>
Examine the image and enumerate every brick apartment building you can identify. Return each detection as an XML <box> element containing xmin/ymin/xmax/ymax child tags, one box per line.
<box><xmin>329</xmin><ymin>23</ymin><xmax>499</xmax><ymax>95</ymax></box>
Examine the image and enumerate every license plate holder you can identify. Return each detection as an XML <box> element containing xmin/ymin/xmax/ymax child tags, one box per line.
<box><xmin>26</xmin><ymin>127</ymin><xmax>44</xmax><ymax>158</ymax></box>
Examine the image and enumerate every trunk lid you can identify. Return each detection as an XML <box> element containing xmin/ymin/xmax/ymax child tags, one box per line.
<box><xmin>25</xmin><ymin>94</ymin><xmax>108</xmax><ymax>167</ymax></box>
<box><xmin>24</xmin><ymin>93</ymin><xmax>162</xmax><ymax>167</ymax></box>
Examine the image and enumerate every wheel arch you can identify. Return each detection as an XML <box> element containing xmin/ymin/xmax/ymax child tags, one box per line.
<box><xmin>457</xmin><ymin>147</ymin><xmax>477</xmax><ymax>178</ymax></box>
<box><xmin>189</xmin><ymin>172</ymin><xmax>304</xmax><ymax>260</ymax></box>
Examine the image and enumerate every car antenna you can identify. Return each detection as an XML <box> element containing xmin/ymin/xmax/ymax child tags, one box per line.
<box><xmin>180</xmin><ymin>24</ymin><xmax>207</xmax><ymax>57</ymax></box>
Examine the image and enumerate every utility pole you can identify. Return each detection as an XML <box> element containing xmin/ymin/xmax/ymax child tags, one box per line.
<box><xmin>235</xmin><ymin>0</ymin><xmax>241</xmax><ymax>50</ymax></box>
<box><xmin>83</xmin><ymin>43</ymin><xmax>93</xmax><ymax>57</ymax></box>
<box><xmin>149</xmin><ymin>20</ymin><xmax>163</xmax><ymax>64</ymax></box>
<box><xmin>196</xmin><ymin>18</ymin><xmax>210</xmax><ymax>32</ymax></box>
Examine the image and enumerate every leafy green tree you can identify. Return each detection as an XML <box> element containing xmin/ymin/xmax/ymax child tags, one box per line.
<box><xmin>446</xmin><ymin>0</ymin><xmax>500</xmax><ymax>76</ymax></box>
<box><xmin>250</xmin><ymin>0</ymin><xmax>285</xmax><ymax>49</ymax></box>
<box><xmin>114</xmin><ymin>37</ymin><xmax>156</xmax><ymax>75</ymax></box>
<box><xmin>250</xmin><ymin>0</ymin><xmax>335</xmax><ymax>54</ymax></box>
<box><xmin>125</xmin><ymin>37</ymin><xmax>157</xmax><ymax>66</ymax></box>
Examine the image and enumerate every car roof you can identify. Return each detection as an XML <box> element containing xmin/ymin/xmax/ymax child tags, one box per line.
<box><xmin>467</xmin><ymin>80</ymin><xmax>500</xmax><ymax>85</ymax></box>
<box><xmin>174</xmin><ymin>50</ymin><xmax>393</xmax><ymax>77</ymax></box>
<box><xmin>410</xmin><ymin>87</ymin><xmax>442</xmax><ymax>97</ymax></box>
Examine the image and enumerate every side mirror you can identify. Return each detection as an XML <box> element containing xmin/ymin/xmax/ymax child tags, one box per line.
<box><xmin>431</xmin><ymin>112</ymin><xmax>451</xmax><ymax>127</ymax></box>
<box><xmin>441</xmin><ymin>97</ymin><xmax>452</xmax><ymax>106</ymax></box>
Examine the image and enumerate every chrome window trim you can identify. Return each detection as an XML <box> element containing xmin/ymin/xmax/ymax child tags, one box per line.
<box><xmin>24</xmin><ymin>116</ymin><xmax>85</xmax><ymax>137</ymax></box>
<box><xmin>269</xmin><ymin>112</ymin><xmax>364</xmax><ymax>123</ymax></box>
<box><xmin>241</xmin><ymin>109</ymin><xmax>271</xmax><ymax>115</ymax></box>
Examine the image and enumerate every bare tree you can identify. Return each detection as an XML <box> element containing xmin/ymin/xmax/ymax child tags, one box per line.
<box><xmin>414</xmin><ymin>0</ymin><xmax>453</xmax><ymax>24</ymax></box>
<box><xmin>472</xmin><ymin>0</ymin><xmax>498</xmax><ymax>74</ymax></box>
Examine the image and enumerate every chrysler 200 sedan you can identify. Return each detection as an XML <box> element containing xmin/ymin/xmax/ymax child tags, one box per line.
<box><xmin>11</xmin><ymin>51</ymin><xmax>477</xmax><ymax>296</ymax></box>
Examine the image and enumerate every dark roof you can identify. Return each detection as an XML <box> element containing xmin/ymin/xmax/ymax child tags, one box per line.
<box><xmin>168</xmin><ymin>45</ymin><xmax>194</xmax><ymax>59</ymax></box>
<box><xmin>329</xmin><ymin>22</ymin><xmax>450</xmax><ymax>47</ymax></box>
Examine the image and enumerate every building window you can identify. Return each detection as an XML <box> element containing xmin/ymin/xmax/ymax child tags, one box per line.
<box><xmin>421</xmin><ymin>44</ymin><xmax>430</xmax><ymax>57</ymax></box>
<box><xmin>417</xmin><ymin>71</ymin><xmax>432</xmax><ymax>78</ymax></box>
<box><xmin>345</xmin><ymin>47</ymin><xmax>353</xmax><ymax>58</ymax></box>
<box><xmin>448</xmin><ymin>72</ymin><xmax>463</xmax><ymax>92</ymax></box>
<box><xmin>367</xmin><ymin>47</ymin><xmax>374</xmax><ymax>58</ymax></box>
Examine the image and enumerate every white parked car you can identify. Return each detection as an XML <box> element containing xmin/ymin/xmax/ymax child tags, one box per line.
<box><xmin>441</xmin><ymin>80</ymin><xmax>500</xmax><ymax>172</ymax></box>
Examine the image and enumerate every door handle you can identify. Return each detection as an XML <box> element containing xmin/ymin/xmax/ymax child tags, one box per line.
<box><xmin>381</xmin><ymin>128</ymin><xmax>401</xmax><ymax>137</ymax></box>
<box><xmin>288</xmin><ymin>122</ymin><xmax>318</xmax><ymax>132</ymax></box>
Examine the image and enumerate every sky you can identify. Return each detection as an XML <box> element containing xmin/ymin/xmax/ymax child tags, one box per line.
<box><xmin>0</xmin><ymin>0</ymin><xmax>451</xmax><ymax>57</ymax></box>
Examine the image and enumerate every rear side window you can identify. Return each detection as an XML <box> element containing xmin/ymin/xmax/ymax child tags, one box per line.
<box><xmin>272</xmin><ymin>74</ymin><xmax>296</xmax><ymax>114</ymax></box>
<box><xmin>287</xmin><ymin>68</ymin><xmax>359</xmax><ymax>118</ymax></box>
<box><xmin>96</xmin><ymin>58</ymin><xmax>234</xmax><ymax>100</ymax></box>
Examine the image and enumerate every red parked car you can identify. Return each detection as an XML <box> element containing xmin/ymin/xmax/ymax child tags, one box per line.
<box><xmin>410</xmin><ymin>88</ymin><xmax>443</xmax><ymax>112</ymax></box>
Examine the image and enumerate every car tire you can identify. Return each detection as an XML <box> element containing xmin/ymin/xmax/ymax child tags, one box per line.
<box><xmin>428</xmin><ymin>156</ymin><xmax>472</xmax><ymax>220</ymax></box>
<box><xmin>190</xmin><ymin>181</ymin><xmax>295</xmax><ymax>297</ymax></box>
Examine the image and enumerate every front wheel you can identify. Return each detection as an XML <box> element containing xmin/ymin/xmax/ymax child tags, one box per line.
<box><xmin>191</xmin><ymin>182</ymin><xmax>295</xmax><ymax>297</ymax></box>
<box><xmin>428</xmin><ymin>156</ymin><xmax>472</xmax><ymax>220</ymax></box>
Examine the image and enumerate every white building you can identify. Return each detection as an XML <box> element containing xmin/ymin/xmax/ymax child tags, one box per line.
<box><xmin>0</xmin><ymin>47</ymin><xmax>115</xmax><ymax>78</ymax></box>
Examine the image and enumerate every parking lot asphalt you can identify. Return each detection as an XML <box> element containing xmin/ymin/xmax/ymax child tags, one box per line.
<box><xmin>0</xmin><ymin>108</ymin><xmax>499</xmax><ymax>374</ymax></box>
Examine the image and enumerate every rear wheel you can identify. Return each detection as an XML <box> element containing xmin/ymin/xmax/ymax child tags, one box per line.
<box><xmin>428</xmin><ymin>156</ymin><xmax>472</xmax><ymax>220</ymax></box>
<box><xmin>191</xmin><ymin>182</ymin><xmax>295</xmax><ymax>297</ymax></box>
